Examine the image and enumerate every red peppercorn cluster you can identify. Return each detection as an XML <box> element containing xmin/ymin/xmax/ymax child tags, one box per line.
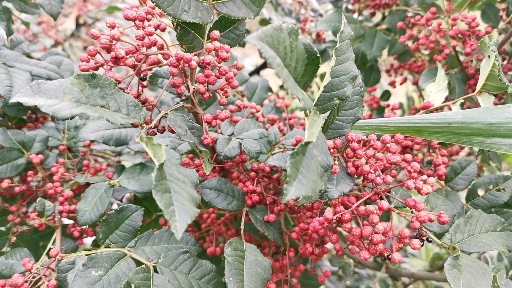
<box><xmin>0</xmin><ymin>141</ymin><xmax>116</xmax><ymax>248</ymax></box>
<box><xmin>79</xmin><ymin>1</ymin><xmax>247</xmax><ymax>136</ymax></box>
<box><xmin>349</xmin><ymin>0</ymin><xmax>399</xmax><ymax>17</ymax></box>
<box><xmin>0</xmin><ymin>250</ymin><xmax>60</xmax><ymax>288</ymax></box>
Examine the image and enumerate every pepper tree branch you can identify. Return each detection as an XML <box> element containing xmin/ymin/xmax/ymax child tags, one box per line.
<box><xmin>341</xmin><ymin>247</ymin><xmax>448</xmax><ymax>282</ymax></box>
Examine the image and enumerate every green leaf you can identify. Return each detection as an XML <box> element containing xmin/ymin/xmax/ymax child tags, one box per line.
<box><xmin>175</xmin><ymin>21</ymin><xmax>206</xmax><ymax>53</ymax></box>
<box><xmin>418</xmin><ymin>66</ymin><xmax>438</xmax><ymax>88</ymax></box>
<box><xmin>10</xmin><ymin>73</ymin><xmax>144</xmax><ymax>124</ymax></box>
<box><xmin>0</xmin><ymin>128</ymin><xmax>48</xmax><ymax>154</ymax></box>
<box><xmin>224</xmin><ymin>238</ymin><xmax>271</xmax><ymax>288</ymax></box>
<box><xmin>445</xmin><ymin>254</ymin><xmax>492</xmax><ymax>288</ymax></box>
<box><xmin>123</xmin><ymin>266</ymin><xmax>152</xmax><ymax>288</ymax></box>
<box><xmin>486</xmin><ymin>208</ymin><xmax>512</xmax><ymax>231</ymax></box>
<box><xmin>70</xmin><ymin>251</ymin><xmax>136</xmax><ymax>287</ymax></box>
<box><xmin>60</xmin><ymin>237</ymin><xmax>79</xmax><ymax>254</ymax></box>
<box><xmin>0</xmin><ymin>248</ymin><xmax>33</xmax><ymax>279</ymax></box>
<box><xmin>0</xmin><ymin>6</ymin><xmax>14</xmax><ymax>37</ymax></box>
<box><xmin>213</xmin><ymin>0</ymin><xmax>266</xmax><ymax>19</ymax></box>
<box><xmin>42</xmin><ymin>50</ymin><xmax>75</xmax><ymax>78</ymax></box>
<box><xmin>153</xmin><ymin>148</ymin><xmax>200</xmax><ymax>239</ymax></box>
<box><xmin>79</xmin><ymin>120</ymin><xmax>139</xmax><ymax>147</ymax></box>
<box><xmin>118</xmin><ymin>163</ymin><xmax>153</xmax><ymax>195</ymax></box>
<box><xmin>152</xmin><ymin>0</ymin><xmax>213</xmax><ymax>24</ymax></box>
<box><xmin>314</xmin><ymin>16</ymin><xmax>363</xmax><ymax>139</ymax></box>
<box><xmin>361</xmin><ymin>28</ymin><xmax>388</xmax><ymax>60</ymax></box>
<box><xmin>0</xmin><ymin>50</ymin><xmax>64</xmax><ymax>80</ymax></box>
<box><xmin>298</xmin><ymin>271</ymin><xmax>322</xmax><ymax>288</ymax></box>
<box><xmin>56</xmin><ymin>256</ymin><xmax>87</xmax><ymax>287</ymax></box>
<box><xmin>234</xmin><ymin>119</ymin><xmax>265</xmax><ymax>138</ymax></box>
<box><xmin>466</xmin><ymin>174</ymin><xmax>512</xmax><ymax>209</ymax></box>
<box><xmin>305</xmin><ymin>108</ymin><xmax>322</xmax><ymax>143</ymax></box>
<box><xmin>0</xmin><ymin>64</ymin><xmax>32</xmax><ymax>101</ymax></box>
<box><xmin>481</xmin><ymin>3</ymin><xmax>500</xmax><ymax>28</ymax></box>
<box><xmin>267</xmin><ymin>126</ymin><xmax>280</xmax><ymax>145</ymax></box>
<box><xmin>96</xmin><ymin>204</ymin><xmax>143</xmax><ymax>248</ymax></box>
<box><xmin>246</xmin><ymin>23</ymin><xmax>320</xmax><ymax>109</ymax></box>
<box><xmin>476</xmin><ymin>32</ymin><xmax>512</xmax><ymax>94</ymax></box>
<box><xmin>282</xmin><ymin>133</ymin><xmax>333</xmax><ymax>202</ymax></box>
<box><xmin>325</xmin><ymin>163</ymin><xmax>354</xmax><ymax>199</ymax></box>
<box><xmin>0</xmin><ymin>149</ymin><xmax>26</xmax><ymax>178</ymax></box>
<box><xmin>384</xmin><ymin>10</ymin><xmax>406</xmax><ymax>34</ymax></box>
<box><xmin>36</xmin><ymin>197</ymin><xmax>54</xmax><ymax>217</ymax></box>
<box><xmin>209</xmin><ymin>15</ymin><xmax>245</xmax><ymax>47</ymax></box>
<box><xmin>353</xmin><ymin>44</ymin><xmax>368</xmax><ymax>71</ymax></box>
<box><xmin>168</xmin><ymin>111</ymin><xmax>204</xmax><ymax>149</ymax></box>
<box><xmin>442</xmin><ymin>210</ymin><xmax>510</xmax><ymax>253</ymax></box>
<box><xmin>380</xmin><ymin>90</ymin><xmax>391</xmax><ymax>101</ymax></box>
<box><xmin>35</xmin><ymin>0</ymin><xmax>63</xmax><ymax>20</ymax></box>
<box><xmin>448</xmin><ymin>71</ymin><xmax>467</xmax><ymax>100</ymax></box>
<box><xmin>241</xmin><ymin>139</ymin><xmax>264</xmax><ymax>159</ymax></box>
<box><xmin>138</xmin><ymin>134</ymin><xmax>166</xmax><ymax>166</ymax></box>
<box><xmin>317</xmin><ymin>9</ymin><xmax>344</xmax><ymax>36</ymax></box>
<box><xmin>387</xmin><ymin>38</ymin><xmax>406</xmax><ymax>56</ymax></box>
<box><xmin>198</xmin><ymin>177</ymin><xmax>245</xmax><ymax>211</ymax></box>
<box><xmin>77</xmin><ymin>182</ymin><xmax>114</xmax><ymax>226</ymax></box>
<box><xmin>265</xmin><ymin>152</ymin><xmax>289</xmax><ymax>169</ymax></box>
<box><xmin>128</xmin><ymin>228</ymin><xmax>201</xmax><ymax>263</ymax></box>
<box><xmin>352</xmin><ymin>105</ymin><xmax>512</xmax><ymax>154</ymax></box>
<box><xmin>362</xmin><ymin>62</ymin><xmax>381</xmax><ymax>87</ymax></box>
<box><xmin>122</xmin><ymin>266</ymin><xmax>173</xmax><ymax>288</ymax></box>
<box><xmin>423</xmin><ymin>63</ymin><xmax>448</xmax><ymax>106</ymax></box>
<box><xmin>244</xmin><ymin>77</ymin><xmax>271</xmax><ymax>105</ymax></box>
<box><xmin>445</xmin><ymin>158</ymin><xmax>477</xmax><ymax>191</ymax></box>
<box><xmin>6</xmin><ymin>0</ymin><xmax>40</xmax><ymax>14</ymax></box>
<box><xmin>3</xmin><ymin>34</ymin><xmax>28</xmax><ymax>54</ymax></box>
<box><xmin>423</xmin><ymin>188</ymin><xmax>463</xmax><ymax>233</ymax></box>
<box><xmin>248</xmin><ymin>206</ymin><xmax>283</xmax><ymax>246</ymax></box>
<box><xmin>217</xmin><ymin>136</ymin><xmax>241</xmax><ymax>159</ymax></box>
<box><xmin>200</xmin><ymin>150</ymin><xmax>212</xmax><ymax>175</ymax></box>
<box><xmin>386</xmin><ymin>187</ymin><xmax>412</xmax><ymax>209</ymax></box>
<box><xmin>157</xmin><ymin>249</ymin><xmax>224</xmax><ymax>287</ymax></box>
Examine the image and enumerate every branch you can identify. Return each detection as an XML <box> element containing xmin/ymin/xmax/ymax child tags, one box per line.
<box><xmin>248</xmin><ymin>61</ymin><xmax>268</xmax><ymax>76</ymax></box>
<box><xmin>499</xmin><ymin>28</ymin><xmax>512</xmax><ymax>51</ymax></box>
<box><xmin>342</xmin><ymin>248</ymin><xmax>448</xmax><ymax>282</ymax></box>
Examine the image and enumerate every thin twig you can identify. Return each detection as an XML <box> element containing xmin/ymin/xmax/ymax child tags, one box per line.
<box><xmin>498</xmin><ymin>28</ymin><xmax>512</xmax><ymax>51</ymax></box>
